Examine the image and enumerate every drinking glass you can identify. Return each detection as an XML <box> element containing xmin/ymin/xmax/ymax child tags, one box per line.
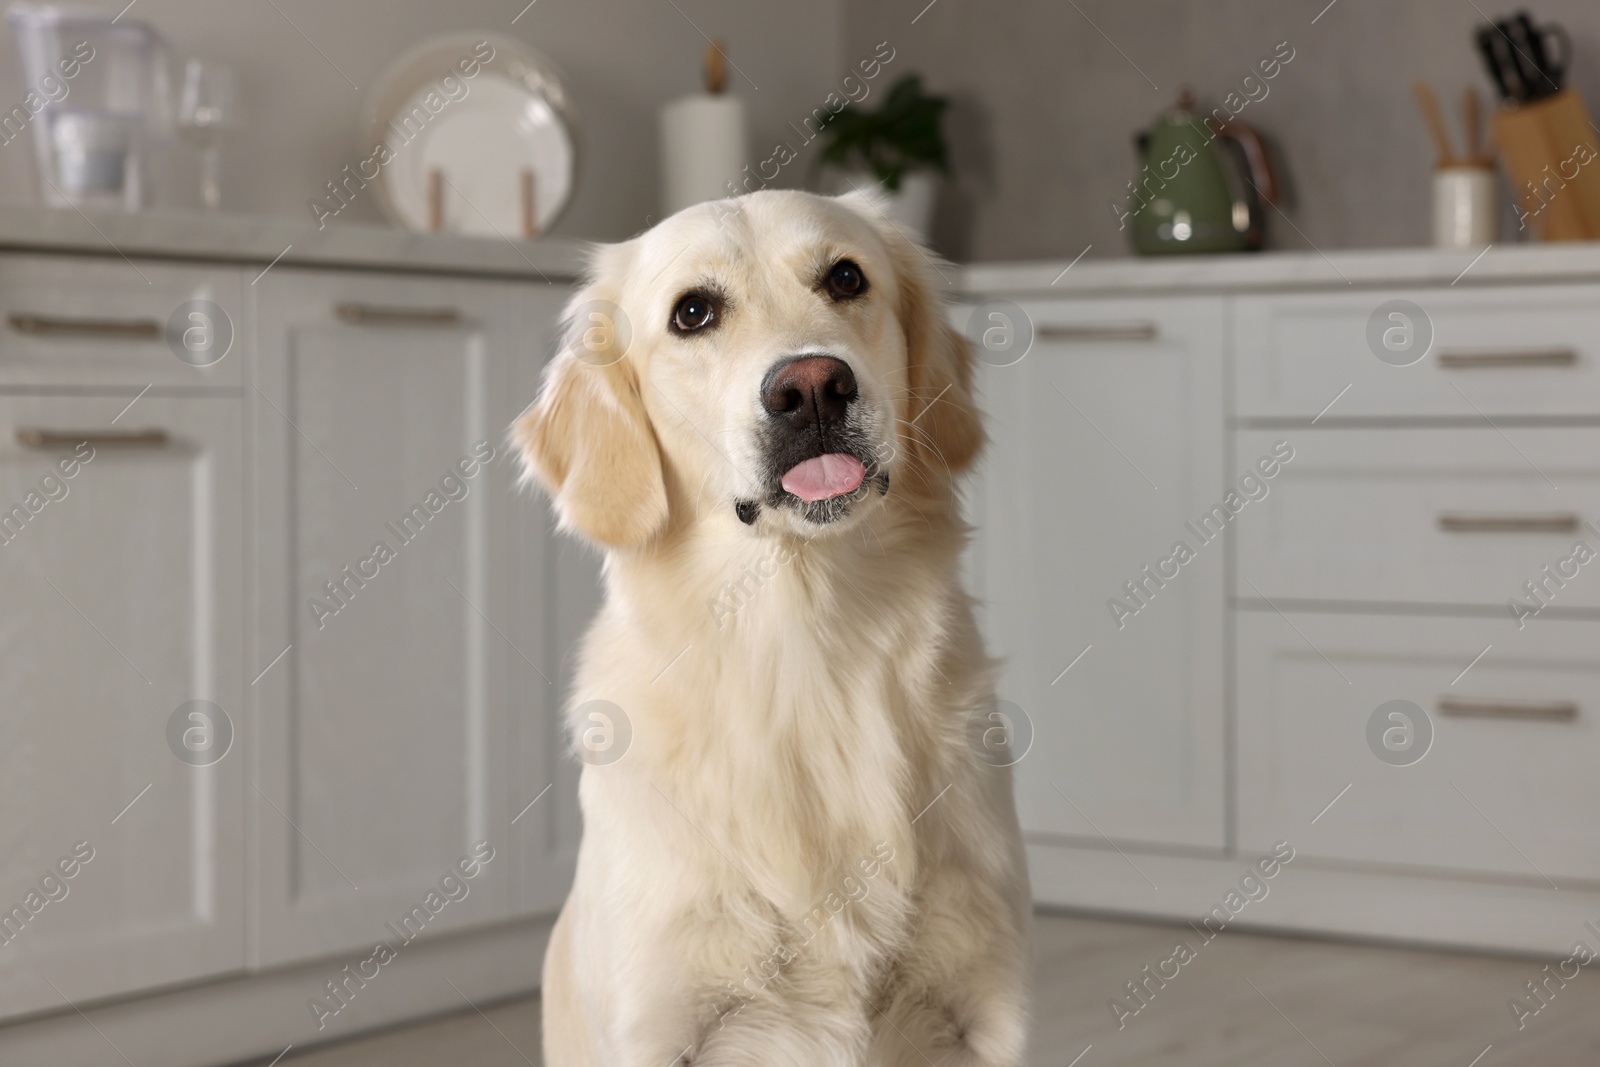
<box><xmin>178</xmin><ymin>59</ymin><xmax>236</xmax><ymax>210</ymax></box>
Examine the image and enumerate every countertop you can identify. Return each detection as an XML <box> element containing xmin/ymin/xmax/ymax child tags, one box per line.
<box><xmin>0</xmin><ymin>204</ymin><xmax>588</xmax><ymax>280</ymax></box>
<box><xmin>6</xmin><ymin>203</ymin><xmax>1600</xmax><ymax>293</ymax></box>
<box><xmin>957</xmin><ymin>241</ymin><xmax>1600</xmax><ymax>296</ymax></box>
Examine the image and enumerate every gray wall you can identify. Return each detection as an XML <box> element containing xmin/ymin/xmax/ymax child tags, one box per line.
<box><xmin>11</xmin><ymin>1</ymin><xmax>1600</xmax><ymax>258</ymax></box>
<box><xmin>0</xmin><ymin>0</ymin><xmax>843</xmax><ymax>240</ymax></box>
<box><xmin>842</xmin><ymin>0</ymin><xmax>1600</xmax><ymax>262</ymax></box>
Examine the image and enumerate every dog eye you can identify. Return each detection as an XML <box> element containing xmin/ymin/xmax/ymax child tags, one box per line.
<box><xmin>671</xmin><ymin>293</ymin><xmax>717</xmax><ymax>334</ymax></box>
<box><xmin>825</xmin><ymin>260</ymin><xmax>867</xmax><ymax>301</ymax></box>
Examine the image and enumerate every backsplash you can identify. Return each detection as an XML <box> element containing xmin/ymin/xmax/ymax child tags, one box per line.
<box><xmin>843</xmin><ymin>0</ymin><xmax>1600</xmax><ymax>261</ymax></box>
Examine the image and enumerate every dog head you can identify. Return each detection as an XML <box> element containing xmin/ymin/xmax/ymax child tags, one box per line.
<box><xmin>512</xmin><ymin>190</ymin><xmax>982</xmax><ymax>549</ymax></box>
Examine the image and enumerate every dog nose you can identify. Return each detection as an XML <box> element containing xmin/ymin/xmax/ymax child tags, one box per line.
<box><xmin>760</xmin><ymin>355</ymin><xmax>857</xmax><ymax>428</ymax></box>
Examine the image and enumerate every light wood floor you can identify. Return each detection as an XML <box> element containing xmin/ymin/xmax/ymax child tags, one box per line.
<box><xmin>245</xmin><ymin>911</ymin><xmax>1600</xmax><ymax>1066</ymax></box>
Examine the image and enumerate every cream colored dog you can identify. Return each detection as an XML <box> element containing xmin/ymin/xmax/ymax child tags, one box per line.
<box><xmin>513</xmin><ymin>190</ymin><xmax>1029</xmax><ymax>1066</ymax></box>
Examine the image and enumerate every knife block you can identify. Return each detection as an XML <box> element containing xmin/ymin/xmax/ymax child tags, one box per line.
<box><xmin>1492</xmin><ymin>89</ymin><xmax>1600</xmax><ymax>241</ymax></box>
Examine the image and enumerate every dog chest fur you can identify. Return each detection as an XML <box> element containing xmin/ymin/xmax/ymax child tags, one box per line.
<box><xmin>579</xmin><ymin>508</ymin><xmax>973</xmax><ymax>902</ymax></box>
<box><xmin>559</xmin><ymin>510</ymin><xmax>992</xmax><ymax>1043</ymax></box>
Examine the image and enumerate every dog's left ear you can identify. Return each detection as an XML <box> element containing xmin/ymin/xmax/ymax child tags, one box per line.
<box><xmin>511</xmin><ymin>269</ymin><xmax>669</xmax><ymax>549</ymax></box>
<box><xmin>839</xmin><ymin>191</ymin><xmax>984</xmax><ymax>477</ymax></box>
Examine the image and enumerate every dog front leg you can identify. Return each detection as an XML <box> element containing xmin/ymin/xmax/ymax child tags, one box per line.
<box><xmin>670</xmin><ymin>973</ymin><xmax>877</xmax><ymax>1067</ymax></box>
<box><xmin>864</xmin><ymin>875</ymin><xmax>1030</xmax><ymax>1066</ymax></box>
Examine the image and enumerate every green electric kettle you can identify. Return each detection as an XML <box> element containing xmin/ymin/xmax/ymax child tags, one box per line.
<box><xmin>1123</xmin><ymin>89</ymin><xmax>1279</xmax><ymax>255</ymax></box>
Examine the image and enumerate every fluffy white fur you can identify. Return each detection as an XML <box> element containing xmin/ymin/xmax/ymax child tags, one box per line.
<box><xmin>513</xmin><ymin>190</ymin><xmax>1030</xmax><ymax>1066</ymax></box>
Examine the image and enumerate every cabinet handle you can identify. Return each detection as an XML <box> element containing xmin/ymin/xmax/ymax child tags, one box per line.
<box><xmin>16</xmin><ymin>428</ymin><xmax>169</xmax><ymax>449</ymax></box>
<box><xmin>334</xmin><ymin>302</ymin><xmax>462</xmax><ymax>327</ymax></box>
<box><xmin>1438</xmin><ymin>696</ymin><xmax>1578</xmax><ymax>722</ymax></box>
<box><xmin>1036</xmin><ymin>322</ymin><xmax>1159</xmax><ymax>342</ymax></box>
<box><xmin>8</xmin><ymin>314</ymin><xmax>161</xmax><ymax>339</ymax></box>
<box><xmin>1437</xmin><ymin>512</ymin><xmax>1581</xmax><ymax>534</ymax></box>
<box><xmin>1436</xmin><ymin>347</ymin><xmax>1577</xmax><ymax>368</ymax></box>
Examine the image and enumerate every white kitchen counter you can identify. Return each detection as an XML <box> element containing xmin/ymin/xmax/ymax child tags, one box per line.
<box><xmin>9</xmin><ymin>201</ymin><xmax>1600</xmax><ymax>295</ymax></box>
<box><xmin>0</xmin><ymin>204</ymin><xmax>587</xmax><ymax>279</ymax></box>
<box><xmin>958</xmin><ymin>240</ymin><xmax>1600</xmax><ymax>295</ymax></box>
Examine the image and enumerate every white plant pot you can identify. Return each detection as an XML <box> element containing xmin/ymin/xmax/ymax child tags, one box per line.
<box><xmin>827</xmin><ymin>169</ymin><xmax>940</xmax><ymax>238</ymax></box>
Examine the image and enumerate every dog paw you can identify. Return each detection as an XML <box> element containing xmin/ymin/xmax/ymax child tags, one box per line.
<box><xmin>873</xmin><ymin>993</ymin><xmax>1025</xmax><ymax>1067</ymax></box>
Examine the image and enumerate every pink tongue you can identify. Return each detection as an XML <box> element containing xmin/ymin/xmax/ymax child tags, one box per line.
<box><xmin>781</xmin><ymin>453</ymin><xmax>867</xmax><ymax>502</ymax></box>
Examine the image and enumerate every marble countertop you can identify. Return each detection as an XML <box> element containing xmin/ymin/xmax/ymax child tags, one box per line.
<box><xmin>957</xmin><ymin>241</ymin><xmax>1600</xmax><ymax>295</ymax></box>
<box><xmin>0</xmin><ymin>204</ymin><xmax>589</xmax><ymax>279</ymax></box>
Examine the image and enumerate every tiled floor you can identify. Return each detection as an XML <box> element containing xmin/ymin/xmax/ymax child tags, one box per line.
<box><xmin>247</xmin><ymin>911</ymin><xmax>1600</xmax><ymax>1066</ymax></box>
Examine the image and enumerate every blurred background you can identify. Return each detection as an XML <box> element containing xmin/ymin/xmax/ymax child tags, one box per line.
<box><xmin>0</xmin><ymin>0</ymin><xmax>1593</xmax><ymax>254</ymax></box>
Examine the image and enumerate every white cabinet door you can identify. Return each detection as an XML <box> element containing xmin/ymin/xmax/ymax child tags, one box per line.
<box><xmin>252</xmin><ymin>272</ymin><xmax>519</xmax><ymax>965</ymax></box>
<box><xmin>1237</xmin><ymin>611</ymin><xmax>1600</xmax><ymax>885</ymax></box>
<box><xmin>0</xmin><ymin>395</ymin><xmax>244</xmax><ymax>1018</ymax></box>
<box><xmin>506</xmin><ymin>283</ymin><xmax>586</xmax><ymax>917</ymax></box>
<box><xmin>972</xmin><ymin>296</ymin><xmax>1227</xmax><ymax>850</ymax></box>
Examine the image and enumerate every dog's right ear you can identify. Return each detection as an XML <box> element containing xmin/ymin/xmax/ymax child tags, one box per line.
<box><xmin>512</xmin><ymin>275</ymin><xmax>668</xmax><ymax>550</ymax></box>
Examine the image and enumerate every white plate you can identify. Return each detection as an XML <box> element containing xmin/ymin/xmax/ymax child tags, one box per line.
<box><xmin>363</xmin><ymin>33</ymin><xmax>577</xmax><ymax>237</ymax></box>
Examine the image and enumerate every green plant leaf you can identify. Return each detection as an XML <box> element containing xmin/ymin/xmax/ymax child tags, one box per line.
<box><xmin>817</xmin><ymin>74</ymin><xmax>949</xmax><ymax>190</ymax></box>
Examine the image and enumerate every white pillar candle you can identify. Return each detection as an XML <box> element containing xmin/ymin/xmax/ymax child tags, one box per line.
<box><xmin>660</xmin><ymin>93</ymin><xmax>748</xmax><ymax>216</ymax></box>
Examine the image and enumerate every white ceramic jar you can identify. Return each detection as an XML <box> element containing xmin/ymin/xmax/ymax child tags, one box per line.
<box><xmin>1433</xmin><ymin>164</ymin><xmax>1498</xmax><ymax>248</ymax></box>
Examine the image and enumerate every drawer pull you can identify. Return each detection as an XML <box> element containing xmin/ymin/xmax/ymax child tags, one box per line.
<box><xmin>16</xmin><ymin>428</ymin><xmax>169</xmax><ymax>449</ymax></box>
<box><xmin>8</xmin><ymin>314</ymin><xmax>161</xmax><ymax>339</ymax></box>
<box><xmin>1437</xmin><ymin>696</ymin><xmax>1578</xmax><ymax>722</ymax></box>
<box><xmin>1037</xmin><ymin>322</ymin><xmax>1159</xmax><ymax>343</ymax></box>
<box><xmin>334</xmin><ymin>302</ymin><xmax>462</xmax><ymax>327</ymax></box>
<box><xmin>1436</xmin><ymin>347</ymin><xmax>1577</xmax><ymax>368</ymax></box>
<box><xmin>1437</xmin><ymin>512</ymin><xmax>1580</xmax><ymax>534</ymax></box>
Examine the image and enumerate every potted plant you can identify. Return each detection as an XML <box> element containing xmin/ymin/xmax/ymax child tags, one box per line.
<box><xmin>817</xmin><ymin>74</ymin><xmax>949</xmax><ymax>236</ymax></box>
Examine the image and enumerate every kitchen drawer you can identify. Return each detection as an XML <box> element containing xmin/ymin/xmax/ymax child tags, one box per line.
<box><xmin>1235</xmin><ymin>427</ymin><xmax>1600</xmax><ymax>610</ymax></box>
<box><xmin>1237</xmin><ymin>611</ymin><xmax>1600</xmax><ymax>885</ymax></box>
<box><xmin>0</xmin><ymin>255</ymin><xmax>242</xmax><ymax>388</ymax></box>
<box><xmin>1236</xmin><ymin>284</ymin><xmax>1600</xmax><ymax>419</ymax></box>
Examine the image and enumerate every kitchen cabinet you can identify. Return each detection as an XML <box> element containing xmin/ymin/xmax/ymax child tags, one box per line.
<box><xmin>965</xmin><ymin>245</ymin><xmax>1600</xmax><ymax>954</ymax></box>
<box><xmin>0</xmin><ymin>225</ymin><xmax>581</xmax><ymax>1067</ymax></box>
<box><xmin>250</xmin><ymin>271</ymin><xmax>578</xmax><ymax>964</ymax></box>
<box><xmin>0</xmin><ymin>393</ymin><xmax>245</xmax><ymax>1018</ymax></box>
<box><xmin>972</xmin><ymin>295</ymin><xmax>1227</xmax><ymax>851</ymax></box>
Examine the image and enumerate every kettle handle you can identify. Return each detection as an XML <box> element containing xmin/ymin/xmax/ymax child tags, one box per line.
<box><xmin>1211</xmin><ymin>121</ymin><xmax>1278</xmax><ymax>206</ymax></box>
